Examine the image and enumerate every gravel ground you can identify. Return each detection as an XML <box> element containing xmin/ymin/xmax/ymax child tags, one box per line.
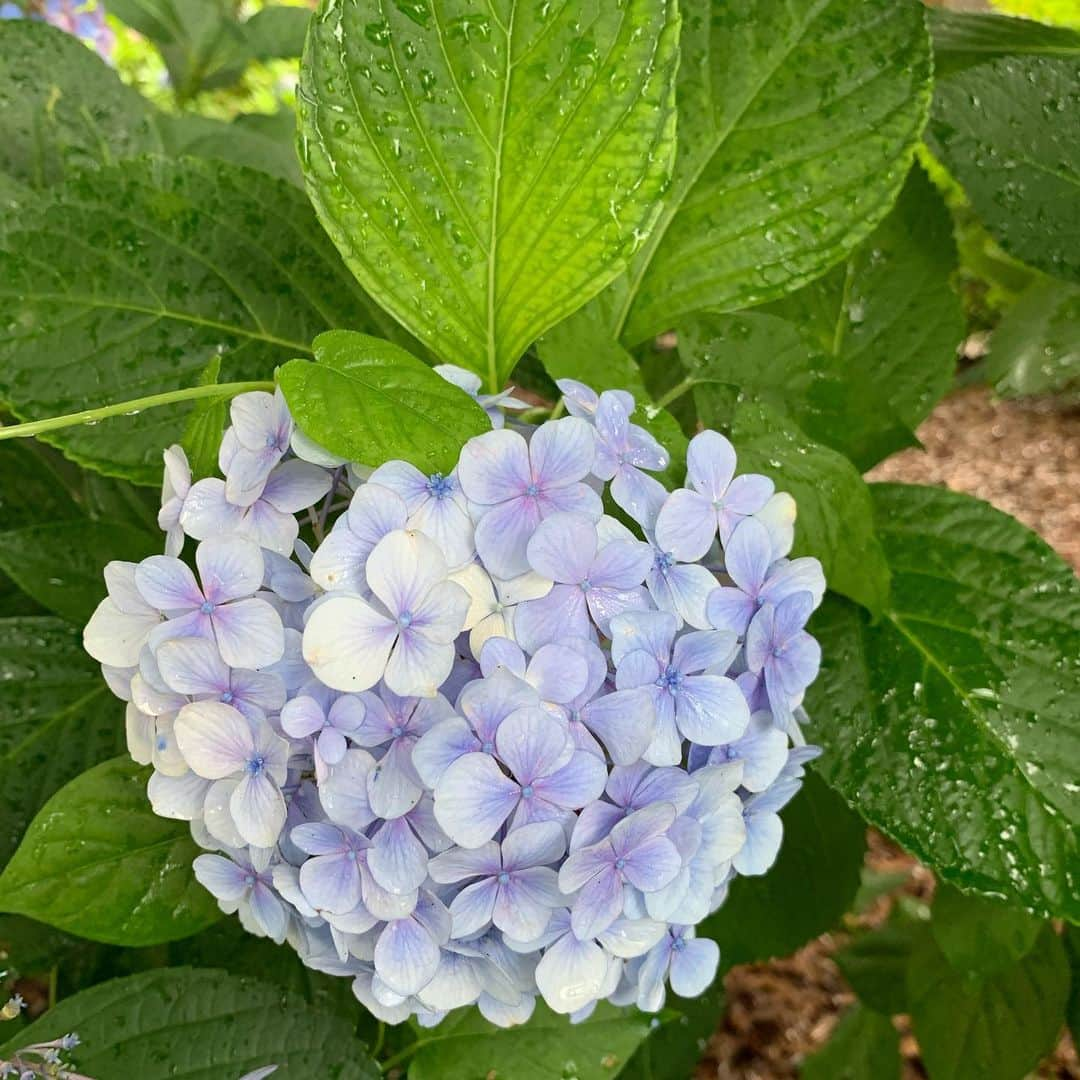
<box><xmin>696</xmin><ymin>386</ymin><xmax>1080</xmax><ymax>1079</ymax></box>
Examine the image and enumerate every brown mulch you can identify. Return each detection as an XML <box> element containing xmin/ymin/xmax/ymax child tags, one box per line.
<box><xmin>696</xmin><ymin>387</ymin><xmax>1080</xmax><ymax>1079</ymax></box>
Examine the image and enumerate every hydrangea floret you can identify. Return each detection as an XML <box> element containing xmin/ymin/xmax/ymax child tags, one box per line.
<box><xmin>83</xmin><ymin>368</ymin><xmax>825</xmax><ymax>1027</ymax></box>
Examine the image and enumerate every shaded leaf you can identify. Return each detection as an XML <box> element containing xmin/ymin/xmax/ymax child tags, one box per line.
<box><xmin>181</xmin><ymin>356</ymin><xmax>228</xmax><ymax>482</ymax></box>
<box><xmin>244</xmin><ymin>4</ymin><xmax>311</xmax><ymax>59</ymax></box>
<box><xmin>802</xmin><ymin>1005</ymin><xmax>901</xmax><ymax>1080</ymax></box>
<box><xmin>0</xmin><ymin>756</ymin><xmax>220</xmax><ymax>945</ymax></box>
<box><xmin>930</xmin><ymin>884</ymin><xmax>1043</xmax><ymax>976</ymax></box>
<box><xmin>929</xmin><ymin>9</ymin><xmax>1080</xmax><ymax>75</ymax></box>
<box><xmin>806</xmin><ymin>484</ymin><xmax>1080</xmax><ymax>920</ymax></box>
<box><xmin>617</xmin><ymin>984</ymin><xmax>725</xmax><ymax>1080</ymax></box>
<box><xmin>835</xmin><ymin>918</ymin><xmax>930</xmax><ymax>1016</ymax></box>
<box><xmin>299</xmin><ymin>0</ymin><xmax>679</xmax><ymax>385</ymax></box>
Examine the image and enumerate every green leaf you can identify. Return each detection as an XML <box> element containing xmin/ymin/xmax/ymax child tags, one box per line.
<box><xmin>985</xmin><ymin>278</ymin><xmax>1080</xmax><ymax>400</ymax></box>
<box><xmin>279</xmin><ymin>330</ymin><xmax>491</xmax><ymax>473</ymax></box>
<box><xmin>764</xmin><ymin>165</ymin><xmax>963</xmax><ymax>469</ymax></box>
<box><xmin>907</xmin><ymin>926</ymin><xmax>1069</xmax><ymax>1080</ymax></box>
<box><xmin>930</xmin><ymin>55</ymin><xmax>1080</xmax><ymax>284</ymax></box>
<box><xmin>181</xmin><ymin>356</ymin><xmax>227</xmax><ymax>482</ymax></box>
<box><xmin>0</xmin><ymin>442</ymin><xmax>82</xmax><ymax>525</ymax></box>
<box><xmin>244</xmin><ymin>4</ymin><xmax>311</xmax><ymax>59</ymax></box>
<box><xmin>990</xmin><ymin>0</ymin><xmax>1080</xmax><ymax>30</ymax></box>
<box><xmin>931</xmin><ymin>884</ymin><xmax>1043</xmax><ymax>976</ymax></box>
<box><xmin>727</xmin><ymin>402</ymin><xmax>891</xmax><ymax>615</ymax></box>
<box><xmin>0</xmin><ymin>616</ymin><xmax>120</xmax><ymax>866</ymax></box>
<box><xmin>929</xmin><ymin>9</ymin><xmax>1080</xmax><ymax>76</ymax></box>
<box><xmin>0</xmin><ymin>967</ymin><xmax>380</xmax><ymax>1079</ymax></box>
<box><xmin>1066</xmin><ymin>925</ymin><xmax>1080</xmax><ymax>1047</ymax></box>
<box><xmin>617</xmin><ymin>984</ymin><xmax>725</xmax><ymax>1080</ymax></box>
<box><xmin>801</xmin><ymin>1005</ymin><xmax>901</xmax><ymax>1080</ymax></box>
<box><xmin>805</xmin><ymin>484</ymin><xmax>1080</xmax><ymax>921</ymax></box>
<box><xmin>835</xmin><ymin>918</ymin><xmax>930</xmax><ymax>1016</ymax></box>
<box><xmin>700</xmin><ymin>770</ymin><xmax>865</xmax><ymax>970</ymax></box>
<box><xmin>298</xmin><ymin>0</ymin><xmax>680</xmax><ymax>388</ymax></box>
<box><xmin>0</xmin><ymin>21</ymin><xmax>162</xmax><ymax>188</ymax></box>
<box><xmin>407</xmin><ymin>1002</ymin><xmax>653</xmax><ymax>1080</ymax></box>
<box><xmin>0</xmin><ymin>522</ymin><xmax>158</xmax><ymax>623</ymax></box>
<box><xmin>0</xmin><ymin>155</ymin><xmax>403</xmax><ymax>483</ymax></box>
<box><xmin>613</xmin><ymin>0</ymin><xmax>932</xmax><ymax>345</ymax></box>
<box><xmin>0</xmin><ymin>756</ymin><xmax>220</xmax><ymax>945</ymax></box>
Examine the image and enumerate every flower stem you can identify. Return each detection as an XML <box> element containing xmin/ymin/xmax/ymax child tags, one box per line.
<box><xmin>0</xmin><ymin>381</ymin><xmax>276</xmax><ymax>442</ymax></box>
<box><xmin>650</xmin><ymin>376</ymin><xmax>697</xmax><ymax>414</ymax></box>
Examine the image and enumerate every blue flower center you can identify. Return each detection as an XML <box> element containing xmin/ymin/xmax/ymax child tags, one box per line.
<box><xmin>426</xmin><ymin>472</ymin><xmax>454</xmax><ymax>499</ymax></box>
<box><xmin>481</xmin><ymin>739</ymin><xmax>494</xmax><ymax>753</ymax></box>
<box><xmin>155</xmin><ymin>735</ymin><xmax>168</xmax><ymax>751</ymax></box>
<box><xmin>580</xmin><ymin>578</ymin><xmax>592</xmax><ymax>593</ymax></box>
<box><xmin>397</xmin><ymin>610</ymin><xmax>414</xmax><ymax>629</ymax></box>
<box><xmin>672</xmin><ymin>936</ymin><xmax>687</xmax><ymax>952</ymax></box>
<box><xmin>771</xmin><ymin>644</ymin><xmax>785</xmax><ymax>658</ymax></box>
<box><xmin>245</xmin><ymin>754</ymin><xmax>267</xmax><ymax>777</ymax></box>
<box><xmin>391</xmin><ymin>724</ymin><xmax>404</xmax><ymax>738</ymax></box>
<box><xmin>654</xmin><ymin>551</ymin><xmax>675</xmax><ymax>574</ymax></box>
<box><xmin>244</xmin><ymin>873</ymin><xmax>256</xmax><ymax>887</ymax></box>
<box><xmin>221</xmin><ymin>690</ymin><xmax>234</xmax><ymax>704</ymax></box>
<box><xmin>614</xmin><ymin>857</ymin><xmax>626</xmax><ymax>871</ymax></box>
<box><xmin>497</xmin><ymin>871</ymin><xmax>511</xmax><ymax>885</ymax></box>
<box><xmin>525</xmin><ymin>482</ymin><xmax>540</xmax><ymax>497</ymax></box>
<box><xmin>656</xmin><ymin>665</ymin><xmax>684</xmax><ymax>693</ymax></box>
<box><xmin>200</xmin><ymin>600</ymin><xmax>215</xmax><ymax>614</ymax></box>
<box><xmin>521</xmin><ymin>784</ymin><xmax>535</xmax><ymax>799</ymax></box>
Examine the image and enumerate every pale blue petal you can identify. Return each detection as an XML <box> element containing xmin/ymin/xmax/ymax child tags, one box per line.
<box><xmin>669</xmin><ymin>936</ymin><xmax>719</xmax><ymax>998</ymax></box>
<box><xmin>375</xmin><ymin>917</ymin><xmax>441</xmax><ymax>996</ymax></box>
<box><xmin>434</xmin><ymin>752</ymin><xmax>520</xmax><ymax>848</ymax></box>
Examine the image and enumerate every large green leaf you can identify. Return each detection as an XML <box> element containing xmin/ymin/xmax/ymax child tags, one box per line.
<box><xmin>407</xmin><ymin>1002</ymin><xmax>653</xmax><ymax>1080</ymax></box>
<box><xmin>985</xmin><ymin>278</ymin><xmax>1080</xmax><ymax>400</ymax></box>
<box><xmin>834</xmin><ymin>917</ymin><xmax>930</xmax><ymax>1017</ymax></box>
<box><xmin>0</xmin><ymin>155</ymin><xmax>402</xmax><ymax>483</ymax></box>
<box><xmin>0</xmin><ymin>967</ymin><xmax>380</xmax><ymax>1079</ymax></box>
<box><xmin>0</xmin><ymin>21</ymin><xmax>162</xmax><ymax>188</ymax></box>
<box><xmin>298</xmin><ymin>0</ymin><xmax>680</xmax><ymax>388</ymax></box>
<box><xmin>930</xmin><ymin>884</ymin><xmax>1044</xmax><ymax>977</ymax></box>
<box><xmin>701</xmin><ymin>769</ymin><xmax>865</xmax><ymax>970</ymax></box>
<box><xmin>617</xmin><ymin>984</ymin><xmax>725</xmax><ymax>1080</ymax></box>
<box><xmin>801</xmin><ymin>1005</ymin><xmax>901</xmax><ymax>1080</ymax></box>
<box><xmin>806</xmin><ymin>484</ymin><xmax>1080</xmax><ymax>920</ymax></box>
<box><xmin>278</xmin><ymin>331</ymin><xmax>491</xmax><ymax>473</ymax></box>
<box><xmin>929</xmin><ymin>9</ymin><xmax>1080</xmax><ymax>75</ymax></box>
<box><xmin>728</xmin><ymin>402</ymin><xmax>891</xmax><ymax>615</ymax></box>
<box><xmin>0</xmin><ymin>616</ymin><xmax>120</xmax><ymax>867</ymax></box>
<box><xmin>0</xmin><ymin>522</ymin><xmax>158</xmax><ymax>623</ymax></box>
<box><xmin>244</xmin><ymin>4</ymin><xmax>311</xmax><ymax>59</ymax></box>
<box><xmin>612</xmin><ymin>0</ymin><xmax>932</xmax><ymax>345</ymax></box>
<box><xmin>0</xmin><ymin>756</ymin><xmax>220</xmax><ymax>945</ymax></box>
<box><xmin>1066</xmin><ymin>925</ymin><xmax>1080</xmax><ymax>1047</ymax></box>
<box><xmin>907</xmin><ymin>926</ymin><xmax>1069</xmax><ymax>1080</ymax></box>
<box><xmin>930</xmin><ymin>55</ymin><xmax>1080</xmax><ymax>284</ymax></box>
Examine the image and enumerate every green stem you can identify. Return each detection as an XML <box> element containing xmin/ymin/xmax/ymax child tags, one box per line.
<box><xmin>548</xmin><ymin>397</ymin><xmax>567</xmax><ymax>421</ymax></box>
<box><xmin>650</xmin><ymin>375</ymin><xmax>697</xmax><ymax>413</ymax></box>
<box><xmin>380</xmin><ymin>1039</ymin><xmax>428</xmax><ymax>1074</ymax></box>
<box><xmin>0</xmin><ymin>380</ymin><xmax>276</xmax><ymax>442</ymax></box>
<box><xmin>370</xmin><ymin>1021</ymin><xmax>386</xmax><ymax>1060</ymax></box>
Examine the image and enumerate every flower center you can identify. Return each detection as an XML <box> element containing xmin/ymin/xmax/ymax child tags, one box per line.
<box><xmin>391</xmin><ymin>724</ymin><xmax>404</xmax><ymax>738</ymax></box>
<box><xmin>672</xmin><ymin>936</ymin><xmax>687</xmax><ymax>952</ymax></box>
<box><xmin>656</xmin><ymin>665</ymin><xmax>684</xmax><ymax>693</ymax></box>
<box><xmin>244</xmin><ymin>873</ymin><xmax>256</xmax><ymax>887</ymax></box>
<box><xmin>521</xmin><ymin>784</ymin><xmax>535</xmax><ymax>799</ymax></box>
<box><xmin>426</xmin><ymin>472</ymin><xmax>454</xmax><ymax>499</ymax></box>
<box><xmin>614</xmin><ymin>857</ymin><xmax>626</xmax><ymax>871</ymax></box>
<box><xmin>497</xmin><ymin>871</ymin><xmax>510</xmax><ymax>885</ymax></box>
<box><xmin>155</xmin><ymin>735</ymin><xmax>168</xmax><ymax>751</ymax></box>
<box><xmin>397</xmin><ymin>610</ymin><xmax>414</xmax><ymax>629</ymax></box>
<box><xmin>481</xmin><ymin>739</ymin><xmax>494</xmax><ymax>753</ymax></box>
<box><xmin>245</xmin><ymin>754</ymin><xmax>266</xmax><ymax>777</ymax></box>
<box><xmin>654</xmin><ymin>550</ymin><xmax>675</xmax><ymax>574</ymax></box>
<box><xmin>525</xmin><ymin>482</ymin><xmax>540</xmax><ymax>497</ymax></box>
<box><xmin>221</xmin><ymin>690</ymin><xmax>234</xmax><ymax>704</ymax></box>
<box><xmin>771</xmin><ymin>644</ymin><xmax>785</xmax><ymax>658</ymax></box>
<box><xmin>580</xmin><ymin>578</ymin><xmax>592</xmax><ymax>593</ymax></box>
<box><xmin>199</xmin><ymin>600</ymin><xmax>215</xmax><ymax>615</ymax></box>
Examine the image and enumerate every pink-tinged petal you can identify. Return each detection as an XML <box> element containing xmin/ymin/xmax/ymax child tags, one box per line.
<box><xmin>580</xmin><ymin>688</ymin><xmax>654</xmax><ymax>767</ymax></box>
<box><xmin>135</xmin><ymin>556</ymin><xmax>202</xmax><ymax>612</ymax></box>
<box><xmin>513</xmin><ymin>585</ymin><xmax>589</xmax><ymax>655</ymax></box>
<box><xmin>494</xmin><ymin>867</ymin><xmax>561</xmax><ymax>940</ymax></box>
<box><xmin>196</xmin><ymin>536</ymin><xmax>264</xmax><ymax>604</ymax></box>
<box><xmin>369</xmin><ymin>817</ymin><xmax>430</xmax><ymax>894</ymax></box>
<box><xmin>495</xmin><ymin>707</ymin><xmax>571</xmax><ymax>784</ymax></box>
<box><xmin>384</xmin><ymin>632</ymin><xmax>455</xmax><ymax>699</ymax></box>
<box><xmin>260</xmin><ymin>460</ymin><xmax>333</xmax><ymax>513</ymax></box>
<box><xmin>300</xmin><ymin>851</ymin><xmax>362</xmax><ymax>914</ymax></box>
<box><xmin>412</xmin><ymin>717</ymin><xmax>480</xmax><ymax>789</ymax></box>
<box><xmin>211</xmin><ymin>597</ymin><xmax>284</xmax><ymax>669</ymax></box>
<box><xmin>155</xmin><ymin>635</ymin><xmax>227</xmax><ymax>696</ymax></box>
<box><xmin>571</xmin><ymin>868</ymin><xmax>624</xmax><ymax>939</ymax></box>
<box><xmin>502</xmin><ymin>820</ymin><xmax>566</xmax><ymax>871</ymax></box>
<box><xmin>685</xmin><ymin>430</ymin><xmax>737</xmax><ymax>501</ymax></box>
<box><xmin>526</xmin><ymin>512</ymin><xmax>597</xmax><ymax>584</ymax></box>
<box><xmin>449</xmin><ymin>877</ymin><xmax>499</xmax><ymax>938</ymax></box>
<box><xmin>474</xmin><ymin>496</ymin><xmax>541</xmax><ymax>579</ymax></box>
<box><xmin>192</xmin><ymin>853</ymin><xmax>248</xmax><ymax>903</ymax></box>
<box><xmin>303</xmin><ymin>595</ymin><xmax>397</xmax><ymax>692</ymax></box>
<box><xmin>669</xmin><ymin>937</ymin><xmax>720</xmax><ymax>998</ymax></box>
<box><xmin>535</xmin><ymin>750</ymin><xmax>607</xmax><ymax>810</ymax></box>
<box><xmin>376</xmin><ymin>918</ymin><xmax>441</xmax><ymax>997</ymax></box>
<box><xmin>458</xmin><ymin>428</ymin><xmax>532</xmax><ymax>506</ymax></box>
<box><xmin>706</xmin><ymin>586</ymin><xmax>756</xmax><ymax>635</ymax></box>
<box><xmin>589</xmin><ymin>539</ymin><xmax>652</xmax><ymax>591</ymax></box>
<box><xmin>621</xmin><ymin>837</ymin><xmax>682</xmax><ymax>893</ymax></box>
<box><xmin>525</xmin><ymin>644</ymin><xmax>589</xmax><ymax>705</ymax></box>
<box><xmin>654</xmin><ymin>489</ymin><xmax>716</xmax><ymax>563</ymax></box>
<box><xmin>174</xmin><ymin>700</ymin><xmax>252</xmax><ymax>779</ymax></box>
<box><xmin>84</xmin><ymin>598</ymin><xmax>159</xmax><ymax>667</ymax></box>
<box><xmin>535</xmin><ymin>932</ymin><xmax>610</xmax><ymax>1014</ymax></box>
<box><xmin>230</xmin><ymin>771</ymin><xmax>285</xmax><ymax>848</ymax></box>
<box><xmin>320</xmin><ymin>749</ymin><xmax>378</xmax><ymax>830</ymax></box>
<box><xmin>411</xmin><ymin>579</ymin><xmax>471</xmax><ymax>644</ymax></box>
<box><xmin>180</xmin><ymin>478</ymin><xmax>245</xmax><ymax>541</ymax></box>
<box><xmin>434</xmin><ymin>752</ymin><xmax>520</xmax><ymax>848</ymax></box>
<box><xmin>676</xmin><ymin>675</ymin><xmax>750</xmax><ymax>745</ymax></box>
<box><xmin>530</xmin><ymin>416</ymin><xmax>595</xmax><ymax>488</ymax></box>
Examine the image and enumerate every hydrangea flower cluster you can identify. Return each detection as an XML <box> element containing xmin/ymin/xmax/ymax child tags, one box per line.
<box><xmin>84</xmin><ymin>371</ymin><xmax>825</xmax><ymax>1027</ymax></box>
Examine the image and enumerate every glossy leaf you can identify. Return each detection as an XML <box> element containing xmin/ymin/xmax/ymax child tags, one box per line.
<box><xmin>701</xmin><ymin>771</ymin><xmax>865</xmax><ymax>970</ymax></box>
<box><xmin>298</xmin><ymin>0</ymin><xmax>679</xmax><ymax>387</ymax></box>
<box><xmin>835</xmin><ymin>919</ymin><xmax>928</xmax><ymax>1017</ymax></box>
<box><xmin>0</xmin><ymin>616</ymin><xmax>119</xmax><ymax>866</ymax></box>
<box><xmin>0</xmin><ymin>756</ymin><xmax>220</xmax><ymax>945</ymax></box>
<box><xmin>802</xmin><ymin>1005</ymin><xmax>901</xmax><ymax>1080</ymax></box>
<box><xmin>0</xmin><ymin>967</ymin><xmax>380</xmax><ymax>1078</ymax></box>
<box><xmin>279</xmin><ymin>330</ymin><xmax>491</xmax><ymax>472</ymax></box>
<box><xmin>0</xmin><ymin>156</ymin><xmax>402</xmax><ymax>482</ymax></box>
<box><xmin>806</xmin><ymin>484</ymin><xmax>1080</xmax><ymax>920</ymax></box>
<box><xmin>985</xmin><ymin>278</ymin><xmax>1080</xmax><ymax>400</ymax></box>
<box><xmin>613</xmin><ymin>0</ymin><xmax>932</xmax><ymax>345</ymax></box>
<box><xmin>617</xmin><ymin>984</ymin><xmax>725</xmax><ymax>1080</ymax></box>
<box><xmin>929</xmin><ymin>9</ymin><xmax>1080</xmax><ymax>75</ymax></box>
<box><xmin>407</xmin><ymin>1001</ymin><xmax>653</xmax><ymax>1080</ymax></box>
<box><xmin>907</xmin><ymin>926</ymin><xmax>1069</xmax><ymax>1080</ymax></box>
<box><xmin>728</xmin><ymin>402</ymin><xmax>891</xmax><ymax>615</ymax></box>
<box><xmin>930</xmin><ymin>55</ymin><xmax>1080</xmax><ymax>283</ymax></box>
<box><xmin>0</xmin><ymin>522</ymin><xmax>158</xmax><ymax>624</ymax></box>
